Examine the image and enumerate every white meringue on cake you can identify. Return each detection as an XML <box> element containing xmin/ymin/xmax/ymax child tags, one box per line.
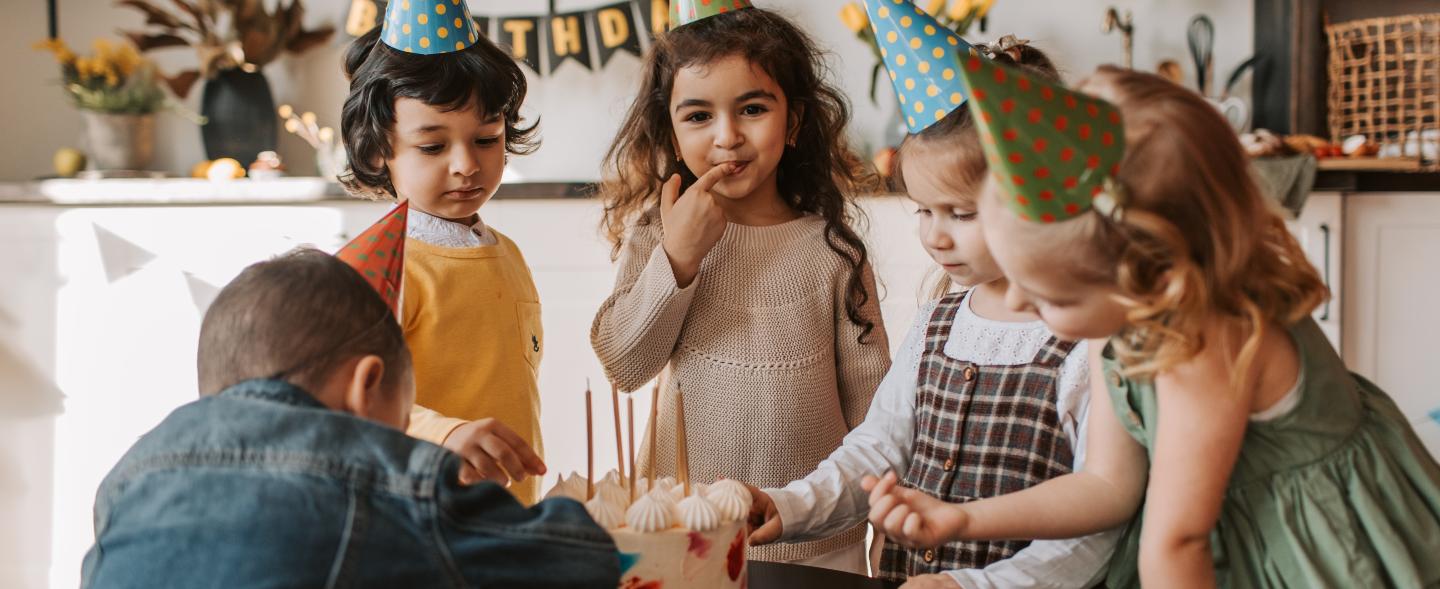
<box><xmin>705</xmin><ymin>480</ymin><xmax>753</xmax><ymax>522</ymax></box>
<box><xmin>586</xmin><ymin>496</ymin><xmax>626</xmax><ymax>530</ymax></box>
<box><xmin>595</xmin><ymin>479</ymin><xmax>629</xmax><ymax>508</ymax></box>
<box><xmin>677</xmin><ymin>494</ymin><xmax>722</xmax><ymax>531</ymax></box>
<box><xmin>625</xmin><ymin>494</ymin><xmax>675</xmax><ymax>532</ymax></box>
<box><xmin>544</xmin><ymin>472</ymin><xmax>588</xmax><ymax>503</ymax></box>
<box><xmin>645</xmin><ymin>487</ymin><xmax>679</xmax><ymax>508</ymax></box>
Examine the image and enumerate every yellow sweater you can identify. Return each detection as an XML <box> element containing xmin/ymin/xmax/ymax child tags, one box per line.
<box><xmin>402</xmin><ymin>231</ymin><xmax>544</xmax><ymax>504</ymax></box>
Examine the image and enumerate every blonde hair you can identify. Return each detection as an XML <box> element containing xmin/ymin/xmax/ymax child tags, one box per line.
<box><xmin>894</xmin><ymin>41</ymin><xmax>1063</xmax><ymax>303</ymax></box>
<box><xmin>1011</xmin><ymin>66</ymin><xmax>1327</xmax><ymax>385</ymax></box>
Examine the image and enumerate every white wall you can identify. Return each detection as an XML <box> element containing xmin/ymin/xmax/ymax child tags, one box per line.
<box><xmin>2</xmin><ymin>0</ymin><xmax>1253</xmax><ymax>182</ymax></box>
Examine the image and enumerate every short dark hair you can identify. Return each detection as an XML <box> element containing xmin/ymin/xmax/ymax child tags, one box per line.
<box><xmin>197</xmin><ymin>248</ymin><xmax>411</xmax><ymax>396</ymax></box>
<box><xmin>339</xmin><ymin>27</ymin><xmax>538</xmax><ymax>198</ymax></box>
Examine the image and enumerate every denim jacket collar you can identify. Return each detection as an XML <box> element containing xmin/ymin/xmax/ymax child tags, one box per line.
<box><xmin>219</xmin><ymin>378</ymin><xmax>328</xmax><ymax>410</ymax></box>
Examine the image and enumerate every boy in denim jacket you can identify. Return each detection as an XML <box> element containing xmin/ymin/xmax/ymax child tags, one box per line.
<box><xmin>80</xmin><ymin>249</ymin><xmax>618</xmax><ymax>588</ymax></box>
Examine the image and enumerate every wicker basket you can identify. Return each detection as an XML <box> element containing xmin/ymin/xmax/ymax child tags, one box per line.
<box><xmin>1325</xmin><ymin>13</ymin><xmax>1439</xmax><ymax>168</ymax></box>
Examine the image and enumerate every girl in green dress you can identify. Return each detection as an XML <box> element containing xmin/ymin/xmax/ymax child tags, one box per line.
<box><xmin>863</xmin><ymin>61</ymin><xmax>1440</xmax><ymax>588</ymax></box>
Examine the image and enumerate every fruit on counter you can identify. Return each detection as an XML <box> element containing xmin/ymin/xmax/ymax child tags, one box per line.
<box><xmin>190</xmin><ymin>160</ymin><xmax>212</xmax><ymax>178</ymax></box>
<box><xmin>205</xmin><ymin>157</ymin><xmax>246</xmax><ymax>181</ymax></box>
<box><xmin>1240</xmin><ymin>129</ymin><xmax>1292</xmax><ymax>157</ymax></box>
<box><xmin>53</xmin><ymin>147</ymin><xmax>87</xmax><ymax>178</ymax></box>
<box><xmin>1340</xmin><ymin>135</ymin><xmax>1380</xmax><ymax>157</ymax></box>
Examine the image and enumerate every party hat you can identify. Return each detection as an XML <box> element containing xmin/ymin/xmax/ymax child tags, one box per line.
<box><xmin>864</xmin><ymin>0</ymin><xmax>980</xmax><ymax>133</ymax></box>
<box><xmin>959</xmin><ymin>54</ymin><xmax>1126</xmax><ymax>223</ymax></box>
<box><xmin>381</xmin><ymin>0</ymin><xmax>480</xmax><ymax>55</ymax></box>
<box><xmin>336</xmin><ymin>201</ymin><xmax>408</xmax><ymax>314</ymax></box>
<box><xmin>669</xmin><ymin>0</ymin><xmax>752</xmax><ymax>30</ymax></box>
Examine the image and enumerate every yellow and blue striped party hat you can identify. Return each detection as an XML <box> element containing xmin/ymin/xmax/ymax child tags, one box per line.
<box><xmin>865</xmin><ymin>0</ymin><xmax>981</xmax><ymax>133</ymax></box>
<box><xmin>381</xmin><ymin>0</ymin><xmax>480</xmax><ymax>55</ymax></box>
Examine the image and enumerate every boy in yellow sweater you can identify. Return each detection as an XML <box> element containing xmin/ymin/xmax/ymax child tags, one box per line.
<box><xmin>337</xmin><ymin>0</ymin><xmax>547</xmax><ymax>502</ymax></box>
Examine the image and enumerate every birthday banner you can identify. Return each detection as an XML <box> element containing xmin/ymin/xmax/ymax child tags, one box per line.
<box><xmin>345</xmin><ymin>0</ymin><xmax>664</xmax><ymax>75</ymax></box>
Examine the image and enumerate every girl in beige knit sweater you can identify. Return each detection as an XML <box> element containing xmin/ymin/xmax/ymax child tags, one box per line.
<box><xmin>590</xmin><ymin>5</ymin><xmax>890</xmax><ymax>574</ymax></box>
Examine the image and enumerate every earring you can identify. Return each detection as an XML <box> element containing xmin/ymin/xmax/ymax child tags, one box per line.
<box><xmin>675</xmin><ymin>151</ymin><xmax>683</xmax><ymax>161</ymax></box>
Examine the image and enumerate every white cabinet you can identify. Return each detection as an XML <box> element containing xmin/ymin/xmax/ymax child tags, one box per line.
<box><xmin>1342</xmin><ymin>192</ymin><xmax>1440</xmax><ymax>459</ymax></box>
<box><xmin>1287</xmin><ymin>192</ymin><xmax>1344</xmax><ymax>351</ymax></box>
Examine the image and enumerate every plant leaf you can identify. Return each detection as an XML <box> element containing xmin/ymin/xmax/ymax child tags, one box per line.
<box><xmin>285</xmin><ymin>26</ymin><xmax>334</xmax><ymax>54</ymax></box>
<box><xmin>166</xmin><ymin>0</ymin><xmax>210</xmax><ymax>36</ymax></box>
<box><xmin>115</xmin><ymin>0</ymin><xmax>196</xmax><ymax>31</ymax></box>
<box><xmin>122</xmin><ymin>31</ymin><xmax>192</xmax><ymax>52</ymax></box>
<box><xmin>163</xmin><ymin>69</ymin><xmax>201</xmax><ymax>98</ymax></box>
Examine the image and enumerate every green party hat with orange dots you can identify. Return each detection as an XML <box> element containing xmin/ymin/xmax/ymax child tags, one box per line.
<box><xmin>864</xmin><ymin>0</ymin><xmax>979</xmax><ymax>133</ymax></box>
<box><xmin>381</xmin><ymin>0</ymin><xmax>480</xmax><ymax>55</ymax></box>
<box><xmin>336</xmin><ymin>201</ymin><xmax>407</xmax><ymax>315</ymax></box>
<box><xmin>959</xmin><ymin>54</ymin><xmax>1127</xmax><ymax>223</ymax></box>
<box><xmin>669</xmin><ymin>0</ymin><xmax>752</xmax><ymax>30</ymax></box>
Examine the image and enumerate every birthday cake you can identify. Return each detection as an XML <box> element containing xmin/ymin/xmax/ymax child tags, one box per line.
<box><xmin>547</xmin><ymin>471</ymin><xmax>750</xmax><ymax>588</ymax></box>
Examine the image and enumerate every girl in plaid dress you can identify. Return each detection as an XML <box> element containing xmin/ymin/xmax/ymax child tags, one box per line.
<box><xmin>866</xmin><ymin>61</ymin><xmax>1440</xmax><ymax>588</ymax></box>
<box><xmin>744</xmin><ymin>39</ymin><xmax>1120</xmax><ymax>589</ymax></box>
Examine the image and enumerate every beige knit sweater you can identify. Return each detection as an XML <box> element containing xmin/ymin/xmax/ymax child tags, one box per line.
<box><xmin>591</xmin><ymin>212</ymin><xmax>891</xmax><ymax>562</ymax></box>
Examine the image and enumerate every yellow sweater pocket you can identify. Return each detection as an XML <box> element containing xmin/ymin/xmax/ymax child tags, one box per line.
<box><xmin>515</xmin><ymin>300</ymin><xmax>543</xmax><ymax>374</ymax></box>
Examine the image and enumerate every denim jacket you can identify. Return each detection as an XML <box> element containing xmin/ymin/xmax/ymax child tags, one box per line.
<box><xmin>81</xmin><ymin>379</ymin><xmax>618</xmax><ymax>588</ymax></box>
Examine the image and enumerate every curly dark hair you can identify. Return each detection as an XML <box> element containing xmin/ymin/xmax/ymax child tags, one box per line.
<box><xmin>597</xmin><ymin>7</ymin><xmax>880</xmax><ymax>342</ymax></box>
<box><xmin>338</xmin><ymin>27</ymin><xmax>538</xmax><ymax>198</ymax></box>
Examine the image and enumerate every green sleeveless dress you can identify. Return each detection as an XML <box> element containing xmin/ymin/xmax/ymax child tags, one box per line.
<box><xmin>1102</xmin><ymin>318</ymin><xmax>1440</xmax><ymax>588</ymax></box>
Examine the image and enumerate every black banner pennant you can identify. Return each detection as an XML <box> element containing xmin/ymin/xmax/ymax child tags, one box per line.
<box><xmin>636</xmin><ymin>0</ymin><xmax>667</xmax><ymax>41</ymax></box>
<box><xmin>346</xmin><ymin>0</ymin><xmax>384</xmax><ymax>37</ymax></box>
<box><xmin>498</xmin><ymin>16</ymin><xmax>542</xmax><ymax>74</ymax></box>
<box><xmin>546</xmin><ymin>11</ymin><xmax>594</xmax><ymax>74</ymax></box>
<box><xmin>589</xmin><ymin>2</ymin><xmax>641</xmax><ymax>67</ymax></box>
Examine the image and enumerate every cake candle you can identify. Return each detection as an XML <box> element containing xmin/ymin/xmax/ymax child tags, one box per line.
<box><xmin>585</xmin><ymin>380</ymin><xmax>594</xmax><ymax>501</ymax></box>
<box><xmin>627</xmin><ymin>396</ymin><xmax>637</xmax><ymax>503</ymax></box>
<box><xmin>611</xmin><ymin>381</ymin><xmax>626</xmax><ymax>485</ymax></box>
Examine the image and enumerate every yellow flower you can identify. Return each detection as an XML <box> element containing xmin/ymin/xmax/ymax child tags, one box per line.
<box><xmin>839</xmin><ymin>3</ymin><xmax>868</xmax><ymax>34</ymax></box>
<box><xmin>975</xmin><ymin>0</ymin><xmax>997</xmax><ymax>19</ymax></box>
<box><xmin>924</xmin><ymin>0</ymin><xmax>945</xmax><ymax>17</ymax></box>
<box><xmin>947</xmin><ymin>0</ymin><xmax>973</xmax><ymax>20</ymax></box>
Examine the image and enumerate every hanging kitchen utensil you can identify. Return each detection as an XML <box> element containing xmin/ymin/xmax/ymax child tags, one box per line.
<box><xmin>1187</xmin><ymin>15</ymin><xmax>1214</xmax><ymax>95</ymax></box>
<box><xmin>1222</xmin><ymin>55</ymin><xmax>1257</xmax><ymax>99</ymax></box>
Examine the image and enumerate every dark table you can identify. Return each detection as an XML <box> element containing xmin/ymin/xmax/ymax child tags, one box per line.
<box><xmin>748</xmin><ymin>561</ymin><xmax>901</xmax><ymax>589</ymax></box>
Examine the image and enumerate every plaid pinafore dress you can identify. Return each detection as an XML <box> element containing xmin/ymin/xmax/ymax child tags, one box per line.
<box><xmin>879</xmin><ymin>292</ymin><xmax>1078</xmax><ymax>581</ymax></box>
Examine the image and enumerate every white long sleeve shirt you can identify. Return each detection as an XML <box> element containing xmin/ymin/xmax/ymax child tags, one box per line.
<box><xmin>764</xmin><ymin>292</ymin><xmax>1120</xmax><ymax>588</ymax></box>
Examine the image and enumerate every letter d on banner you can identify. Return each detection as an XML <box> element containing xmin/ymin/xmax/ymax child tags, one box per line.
<box><xmin>591</xmin><ymin>2</ymin><xmax>641</xmax><ymax>67</ymax></box>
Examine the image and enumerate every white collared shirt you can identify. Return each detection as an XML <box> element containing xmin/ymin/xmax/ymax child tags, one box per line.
<box><xmin>405</xmin><ymin>206</ymin><xmax>498</xmax><ymax>248</ymax></box>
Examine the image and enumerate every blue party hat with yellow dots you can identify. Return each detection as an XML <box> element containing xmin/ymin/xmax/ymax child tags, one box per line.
<box><xmin>381</xmin><ymin>0</ymin><xmax>480</xmax><ymax>55</ymax></box>
<box><xmin>864</xmin><ymin>0</ymin><xmax>980</xmax><ymax>133</ymax></box>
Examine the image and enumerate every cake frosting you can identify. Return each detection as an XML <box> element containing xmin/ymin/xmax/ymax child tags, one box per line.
<box><xmin>547</xmin><ymin>470</ymin><xmax>749</xmax><ymax>588</ymax></box>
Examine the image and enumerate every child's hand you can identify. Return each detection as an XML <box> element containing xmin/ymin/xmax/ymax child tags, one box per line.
<box><xmin>442</xmin><ymin>418</ymin><xmax>547</xmax><ymax>486</ymax></box>
<box><xmin>862</xmin><ymin>471</ymin><xmax>968</xmax><ymax>548</ymax></box>
<box><xmin>899</xmin><ymin>574</ymin><xmax>964</xmax><ymax>589</ymax></box>
<box><xmin>659</xmin><ymin>163</ymin><xmax>736</xmax><ymax>288</ymax></box>
<box><xmin>737</xmin><ymin>480</ymin><xmax>783</xmax><ymax>545</ymax></box>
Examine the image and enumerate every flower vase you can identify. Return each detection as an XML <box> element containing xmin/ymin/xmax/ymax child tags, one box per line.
<box><xmin>200</xmin><ymin>69</ymin><xmax>278</xmax><ymax>167</ymax></box>
<box><xmin>82</xmin><ymin>111</ymin><xmax>156</xmax><ymax>171</ymax></box>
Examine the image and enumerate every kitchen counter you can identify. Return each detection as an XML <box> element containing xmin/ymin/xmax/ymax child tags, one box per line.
<box><xmin>0</xmin><ymin>178</ymin><xmax>597</xmax><ymax>206</ymax></box>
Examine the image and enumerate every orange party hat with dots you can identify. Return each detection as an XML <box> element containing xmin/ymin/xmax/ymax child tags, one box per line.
<box><xmin>864</xmin><ymin>0</ymin><xmax>980</xmax><ymax>133</ymax></box>
<box><xmin>669</xmin><ymin>0</ymin><xmax>752</xmax><ymax>30</ymax></box>
<box><xmin>336</xmin><ymin>201</ymin><xmax>408</xmax><ymax>314</ymax></box>
<box><xmin>959</xmin><ymin>55</ymin><xmax>1127</xmax><ymax>223</ymax></box>
<box><xmin>381</xmin><ymin>0</ymin><xmax>481</xmax><ymax>55</ymax></box>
